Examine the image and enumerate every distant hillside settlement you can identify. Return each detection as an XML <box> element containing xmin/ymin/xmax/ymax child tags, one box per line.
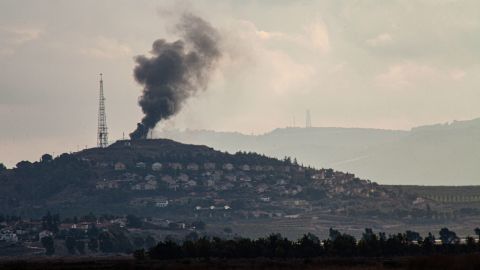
<box><xmin>0</xmin><ymin>139</ymin><xmax>479</xmax><ymax>240</ymax></box>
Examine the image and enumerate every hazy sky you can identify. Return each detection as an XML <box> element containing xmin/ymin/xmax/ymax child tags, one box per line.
<box><xmin>1</xmin><ymin>0</ymin><xmax>480</xmax><ymax>167</ymax></box>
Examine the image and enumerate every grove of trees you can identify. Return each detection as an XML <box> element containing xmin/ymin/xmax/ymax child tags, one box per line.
<box><xmin>143</xmin><ymin>228</ymin><xmax>480</xmax><ymax>260</ymax></box>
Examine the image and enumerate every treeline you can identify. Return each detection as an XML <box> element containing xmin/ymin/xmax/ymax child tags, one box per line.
<box><xmin>140</xmin><ymin>228</ymin><xmax>480</xmax><ymax>260</ymax></box>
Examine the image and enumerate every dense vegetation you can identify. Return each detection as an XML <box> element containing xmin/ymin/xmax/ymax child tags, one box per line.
<box><xmin>140</xmin><ymin>228</ymin><xmax>480</xmax><ymax>260</ymax></box>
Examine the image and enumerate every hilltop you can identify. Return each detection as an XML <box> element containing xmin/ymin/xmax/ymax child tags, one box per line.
<box><xmin>0</xmin><ymin>138</ymin><xmax>444</xmax><ymax>237</ymax></box>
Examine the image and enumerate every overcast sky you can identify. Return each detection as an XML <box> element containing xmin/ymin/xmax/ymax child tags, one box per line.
<box><xmin>1</xmin><ymin>0</ymin><xmax>480</xmax><ymax>167</ymax></box>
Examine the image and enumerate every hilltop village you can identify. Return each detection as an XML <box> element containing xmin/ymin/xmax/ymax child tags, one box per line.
<box><xmin>0</xmin><ymin>139</ymin><xmax>451</xmax><ymax>223</ymax></box>
<box><xmin>1</xmin><ymin>139</ymin><xmax>480</xmax><ymax>255</ymax></box>
<box><xmin>78</xmin><ymin>140</ymin><xmax>417</xmax><ymax>221</ymax></box>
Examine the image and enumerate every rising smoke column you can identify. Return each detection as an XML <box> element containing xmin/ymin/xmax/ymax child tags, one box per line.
<box><xmin>130</xmin><ymin>14</ymin><xmax>221</xmax><ymax>139</ymax></box>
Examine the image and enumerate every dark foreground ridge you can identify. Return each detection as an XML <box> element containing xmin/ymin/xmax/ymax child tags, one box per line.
<box><xmin>1</xmin><ymin>254</ymin><xmax>480</xmax><ymax>270</ymax></box>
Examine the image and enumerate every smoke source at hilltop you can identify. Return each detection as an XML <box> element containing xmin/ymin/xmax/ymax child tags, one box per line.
<box><xmin>130</xmin><ymin>14</ymin><xmax>221</xmax><ymax>140</ymax></box>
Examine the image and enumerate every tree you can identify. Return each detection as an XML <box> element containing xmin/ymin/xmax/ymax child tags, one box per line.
<box><xmin>41</xmin><ymin>153</ymin><xmax>53</xmax><ymax>163</ymax></box>
<box><xmin>42</xmin><ymin>212</ymin><xmax>60</xmax><ymax>233</ymax></box>
<box><xmin>83</xmin><ymin>212</ymin><xmax>97</xmax><ymax>223</ymax></box>
<box><xmin>329</xmin><ymin>233</ymin><xmax>357</xmax><ymax>257</ymax></box>
<box><xmin>421</xmin><ymin>232</ymin><xmax>436</xmax><ymax>253</ymax></box>
<box><xmin>65</xmin><ymin>236</ymin><xmax>77</xmax><ymax>254</ymax></box>
<box><xmin>185</xmin><ymin>231</ymin><xmax>199</xmax><ymax>242</ymax></box>
<box><xmin>133</xmin><ymin>249</ymin><xmax>146</xmax><ymax>260</ymax></box>
<box><xmin>99</xmin><ymin>232</ymin><xmax>114</xmax><ymax>253</ymax></box>
<box><xmin>329</xmin><ymin>228</ymin><xmax>341</xmax><ymax>241</ymax></box>
<box><xmin>76</xmin><ymin>240</ymin><xmax>86</xmax><ymax>255</ymax></box>
<box><xmin>126</xmin><ymin>214</ymin><xmax>142</xmax><ymax>228</ymax></box>
<box><xmin>358</xmin><ymin>228</ymin><xmax>380</xmax><ymax>256</ymax></box>
<box><xmin>145</xmin><ymin>235</ymin><xmax>156</xmax><ymax>249</ymax></box>
<box><xmin>406</xmin><ymin>230</ymin><xmax>422</xmax><ymax>242</ymax></box>
<box><xmin>88</xmin><ymin>238</ymin><xmax>99</xmax><ymax>253</ymax></box>
<box><xmin>298</xmin><ymin>233</ymin><xmax>321</xmax><ymax>257</ymax></box>
<box><xmin>192</xmin><ymin>220</ymin><xmax>206</xmax><ymax>230</ymax></box>
<box><xmin>466</xmin><ymin>236</ymin><xmax>476</xmax><ymax>252</ymax></box>
<box><xmin>439</xmin><ymin>228</ymin><xmax>458</xmax><ymax>245</ymax></box>
<box><xmin>41</xmin><ymin>236</ymin><xmax>55</xmax><ymax>255</ymax></box>
<box><xmin>0</xmin><ymin>163</ymin><xmax>6</xmax><ymax>172</ymax></box>
<box><xmin>133</xmin><ymin>236</ymin><xmax>145</xmax><ymax>249</ymax></box>
<box><xmin>474</xmin><ymin>227</ymin><xmax>480</xmax><ymax>240</ymax></box>
<box><xmin>87</xmin><ymin>224</ymin><xmax>100</xmax><ymax>238</ymax></box>
<box><xmin>15</xmin><ymin>160</ymin><xmax>32</xmax><ymax>170</ymax></box>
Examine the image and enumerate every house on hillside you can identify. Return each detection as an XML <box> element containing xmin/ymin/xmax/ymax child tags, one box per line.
<box><xmin>97</xmin><ymin>162</ymin><xmax>110</xmax><ymax>168</ymax></box>
<box><xmin>204</xmin><ymin>162</ymin><xmax>216</xmax><ymax>170</ymax></box>
<box><xmin>132</xmin><ymin>179</ymin><xmax>157</xmax><ymax>191</ymax></box>
<box><xmin>241</xmin><ymin>164</ymin><xmax>250</xmax><ymax>171</ymax></box>
<box><xmin>136</xmin><ymin>162</ymin><xmax>146</xmax><ymax>169</ymax></box>
<box><xmin>218</xmin><ymin>182</ymin><xmax>234</xmax><ymax>191</ymax></box>
<box><xmin>155</xmin><ymin>199</ymin><xmax>169</xmax><ymax>208</ymax></box>
<box><xmin>185</xmin><ymin>180</ymin><xmax>197</xmax><ymax>188</ymax></box>
<box><xmin>170</xmin><ymin>163</ymin><xmax>183</xmax><ymax>170</ymax></box>
<box><xmin>259</xmin><ymin>196</ymin><xmax>271</xmax><ymax>202</ymax></box>
<box><xmin>161</xmin><ymin>175</ymin><xmax>175</xmax><ymax>184</ymax></box>
<box><xmin>0</xmin><ymin>230</ymin><xmax>18</xmax><ymax>242</ymax></box>
<box><xmin>238</xmin><ymin>175</ymin><xmax>252</xmax><ymax>182</ymax></box>
<box><xmin>253</xmin><ymin>165</ymin><xmax>263</xmax><ymax>172</ymax></box>
<box><xmin>96</xmin><ymin>180</ymin><xmax>120</xmax><ymax>190</ymax></box>
<box><xmin>38</xmin><ymin>230</ymin><xmax>53</xmax><ymax>240</ymax></box>
<box><xmin>276</xmin><ymin>179</ymin><xmax>287</xmax><ymax>186</ymax></box>
<box><xmin>114</xmin><ymin>162</ymin><xmax>126</xmax><ymax>171</ymax></box>
<box><xmin>206</xmin><ymin>179</ymin><xmax>215</xmax><ymax>187</ymax></box>
<box><xmin>239</xmin><ymin>182</ymin><xmax>252</xmax><ymax>188</ymax></box>
<box><xmin>152</xmin><ymin>162</ymin><xmax>162</xmax><ymax>171</ymax></box>
<box><xmin>223</xmin><ymin>163</ymin><xmax>234</xmax><ymax>171</ymax></box>
<box><xmin>168</xmin><ymin>183</ymin><xmax>180</xmax><ymax>191</ymax></box>
<box><xmin>224</xmin><ymin>174</ymin><xmax>236</xmax><ymax>182</ymax></box>
<box><xmin>212</xmin><ymin>171</ymin><xmax>222</xmax><ymax>181</ymax></box>
<box><xmin>145</xmin><ymin>174</ymin><xmax>156</xmax><ymax>181</ymax></box>
<box><xmin>187</xmin><ymin>163</ymin><xmax>199</xmax><ymax>171</ymax></box>
<box><xmin>177</xmin><ymin>173</ymin><xmax>189</xmax><ymax>182</ymax></box>
<box><xmin>257</xmin><ymin>184</ymin><xmax>268</xmax><ymax>193</ymax></box>
<box><xmin>311</xmin><ymin>170</ymin><xmax>326</xmax><ymax>180</ymax></box>
<box><xmin>264</xmin><ymin>165</ymin><xmax>274</xmax><ymax>171</ymax></box>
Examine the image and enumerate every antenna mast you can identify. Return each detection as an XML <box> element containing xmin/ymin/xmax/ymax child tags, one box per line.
<box><xmin>97</xmin><ymin>73</ymin><xmax>108</xmax><ymax>148</ymax></box>
<box><xmin>306</xmin><ymin>109</ymin><xmax>312</xmax><ymax>128</ymax></box>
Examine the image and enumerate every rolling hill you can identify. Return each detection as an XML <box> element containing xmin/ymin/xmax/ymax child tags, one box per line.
<box><xmin>158</xmin><ymin>118</ymin><xmax>480</xmax><ymax>185</ymax></box>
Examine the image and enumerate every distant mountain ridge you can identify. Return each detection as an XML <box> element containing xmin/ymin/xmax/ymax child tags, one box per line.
<box><xmin>158</xmin><ymin>118</ymin><xmax>480</xmax><ymax>185</ymax></box>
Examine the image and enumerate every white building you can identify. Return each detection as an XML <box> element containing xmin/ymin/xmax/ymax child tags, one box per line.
<box><xmin>152</xmin><ymin>162</ymin><xmax>163</xmax><ymax>171</ymax></box>
<box><xmin>223</xmin><ymin>163</ymin><xmax>234</xmax><ymax>171</ymax></box>
<box><xmin>114</xmin><ymin>162</ymin><xmax>126</xmax><ymax>171</ymax></box>
<box><xmin>0</xmin><ymin>230</ymin><xmax>18</xmax><ymax>242</ymax></box>
<box><xmin>155</xmin><ymin>199</ymin><xmax>169</xmax><ymax>208</ymax></box>
<box><xmin>136</xmin><ymin>162</ymin><xmax>146</xmax><ymax>169</ymax></box>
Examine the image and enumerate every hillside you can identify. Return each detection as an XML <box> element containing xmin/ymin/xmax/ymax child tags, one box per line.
<box><xmin>0</xmin><ymin>139</ymin><xmax>444</xmax><ymax>236</ymax></box>
<box><xmin>158</xmin><ymin>118</ymin><xmax>480</xmax><ymax>185</ymax></box>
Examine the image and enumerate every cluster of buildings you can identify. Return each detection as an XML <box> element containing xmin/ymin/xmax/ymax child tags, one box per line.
<box><xmin>95</xmin><ymin>161</ymin><xmax>305</xmax><ymax>194</ymax></box>
<box><xmin>90</xmin><ymin>157</ymin><xmax>399</xmax><ymax>221</ymax></box>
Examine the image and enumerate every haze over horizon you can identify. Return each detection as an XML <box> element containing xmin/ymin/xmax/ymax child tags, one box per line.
<box><xmin>1</xmin><ymin>0</ymin><xmax>480</xmax><ymax>180</ymax></box>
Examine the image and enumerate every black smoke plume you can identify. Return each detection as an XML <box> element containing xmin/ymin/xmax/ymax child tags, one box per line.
<box><xmin>130</xmin><ymin>14</ymin><xmax>221</xmax><ymax>139</ymax></box>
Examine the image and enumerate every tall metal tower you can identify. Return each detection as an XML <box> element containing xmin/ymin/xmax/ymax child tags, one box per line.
<box><xmin>97</xmin><ymin>73</ymin><xmax>108</xmax><ymax>148</ymax></box>
<box><xmin>306</xmin><ymin>109</ymin><xmax>312</xmax><ymax>128</ymax></box>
